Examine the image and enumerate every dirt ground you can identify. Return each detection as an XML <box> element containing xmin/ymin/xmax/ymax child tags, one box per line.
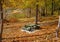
<box><xmin>2</xmin><ymin>21</ymin><xmax>60</xmax><ymax>42</ymax></box>
<box><xmin>1</xmin><ymin>16</ymin><xmax>60</xmax><ymax>42</ymax></box>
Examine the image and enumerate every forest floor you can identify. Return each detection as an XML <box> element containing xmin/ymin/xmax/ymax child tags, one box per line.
<box><xmin>2</xmin><ymin>16</ymin><xmax>60</xmax><ymax>42</ymax></box>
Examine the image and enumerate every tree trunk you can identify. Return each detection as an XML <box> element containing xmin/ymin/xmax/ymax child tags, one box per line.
<box><xmin>35</xmin><ymin>3</ymin><xmax>39</xmax><ymax>25</ymax></box>
<box><xmin>51</xmin><ymin>0</ymin><xmax>54</xmax><ymax>15</ymax></box>
<box><xmin>58</xmin><ymin>8</ymin><xmax>60</xmax><ymax>15</ymax></box>
<box><xmin>41</xmin><ymin>8</ymin><xmax>45</xmax><ymax>16</ymax></box>
<box><xmin>29</xmin><ymin>7</ymin><xmax>31</xmax><ymax>18</ymax></box>
<box><xmin>0</xmin><ymin>0</ymin><xmax>3</xmax><ymax>42</ymax></box>
<box><xmin>26</xmin><ymin>7</ymin><xmax>31</xmax><ymax>18</ymax></box>
<box><xmin>44</xmin><ymin>0</ymin><xmax>47</xmax><ymax>16</ymax></box>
